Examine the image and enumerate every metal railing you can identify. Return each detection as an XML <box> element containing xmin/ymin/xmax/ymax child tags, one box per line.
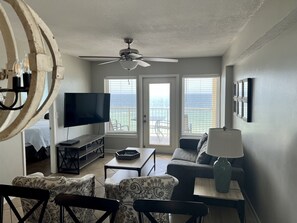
<box><xmin>107</xmin><ymin>107</ymin><xmax>216</xmax><ymax>134</ymax></box>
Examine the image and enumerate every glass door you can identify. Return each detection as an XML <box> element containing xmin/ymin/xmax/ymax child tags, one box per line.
<box><xmin>143</xmin><ymin>77</ymin><xmax>177</xmax><ymax>153</ymax></box>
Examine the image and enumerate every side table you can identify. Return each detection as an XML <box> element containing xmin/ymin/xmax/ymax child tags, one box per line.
<box><xmin>193</xmin><ymin>177</ymin><xmax>245</xmax><ymax>223</ymax></box>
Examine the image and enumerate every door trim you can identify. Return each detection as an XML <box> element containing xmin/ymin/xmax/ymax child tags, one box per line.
<box><xmin>139</xmin><ymin>74</ymin><xmax>179</xmax><ymax>153</ymax></box>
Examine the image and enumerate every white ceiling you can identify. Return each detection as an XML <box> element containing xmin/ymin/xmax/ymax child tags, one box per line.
<box><xmin>3</xmin><ymin>0</ymin><xmax>265</xmax><ymax>60</ymax></box>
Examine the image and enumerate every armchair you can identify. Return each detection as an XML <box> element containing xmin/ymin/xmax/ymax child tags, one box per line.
<box><xmin>105</xmin><ymin>174</ymin><xmax>179</xmax><ymax>223</ymax></box>
<box><xmin>12</xmin><ymin>172</ymin><xmax>95</xmax><ymax>223</ymax></box>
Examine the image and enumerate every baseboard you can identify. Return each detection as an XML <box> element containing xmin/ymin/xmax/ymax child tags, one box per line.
<box><xmin>244</xmin><ymin>191</ymin><xmax>262</xmax><ymax>223</ymax></box>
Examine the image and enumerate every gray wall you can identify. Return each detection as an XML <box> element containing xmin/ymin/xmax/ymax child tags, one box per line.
<box><xmin>91</xmin><ymin>57</ymin><xmax>222</xmax><ymax>151</ymax></box>
<box><xmin>223</xmin><ymin>0</ymin><xmax>297</xmax><ymax>222</ymax></box>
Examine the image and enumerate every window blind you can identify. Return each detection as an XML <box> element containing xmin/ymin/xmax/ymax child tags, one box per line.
<box><xmin>182</xmin><ymin>77</ymin><xmax>219</xmax><ymax>134</ymax></box>
<box><xmin>104</xmin><ymin>78</ymin><xmax>137</xmax><ymax>133</ymax></box>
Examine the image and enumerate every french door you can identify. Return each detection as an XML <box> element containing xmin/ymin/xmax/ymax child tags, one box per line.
<box><xmin>142</xmin><ymin>77</ymin><xmax>178</xmax><ymax>153</ymax></box>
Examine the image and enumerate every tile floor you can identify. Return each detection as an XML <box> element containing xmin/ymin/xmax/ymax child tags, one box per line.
<box><xmin>3</xmin><ymin>153</ymin><xmax>258</xmax><ymax>223</ymax></box>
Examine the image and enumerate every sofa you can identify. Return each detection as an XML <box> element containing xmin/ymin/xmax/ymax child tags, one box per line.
<box><xmin>166</xmin><ymin>134</ymin><xmax>245</xmax><ymax>201</ymax></box>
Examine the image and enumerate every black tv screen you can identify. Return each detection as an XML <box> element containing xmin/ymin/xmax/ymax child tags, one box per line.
<box><xmin>64</xmin><ymin>93</ymin><xmax>110</xmax><ymax>127</ymax></box>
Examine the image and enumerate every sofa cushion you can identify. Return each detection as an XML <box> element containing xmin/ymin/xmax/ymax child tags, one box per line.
<box><xmin>196</xmin><ymin>139</ymin><xmax>212</xmax><ymax>164</ymax></box>
<box><xmin>180</xmin><ymin>137</ymin><xmax>200</xmax><ymax>150</ymax></box>
<box><xmin>232</xmin><ymin>157</ymin><xmax>244</xmax><ymax>168</ymax></box>
<box><xmin>209</xmin><ymin>156</ymin><xmax>218</xmax><ymax>165</ymax></box>
<box><xmin>197</xmin><ymin>133</ymin><xmax>208</xmax><ymax>153</ymax></box>
<box><xmin>172</xmin><ymin>147</ymin><xmax>197</xmax><ymax>162</ymax></box>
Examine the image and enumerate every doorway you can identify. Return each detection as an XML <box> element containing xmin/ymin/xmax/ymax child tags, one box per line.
<box><xmin>142</xmin><ymin>77</ymin><xmax>178</xmax><ymax>153</ymax></box>
<box><xmin>23</xmin><ymin>75</ymin><xmax>53</xmax><ymax>176</ymax></box>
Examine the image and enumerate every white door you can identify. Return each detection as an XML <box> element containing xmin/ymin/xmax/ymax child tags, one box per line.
<box><xmin>142</xmin><ymin>77</ymin><xmax>178</xmax><ymax>153</ymax></box>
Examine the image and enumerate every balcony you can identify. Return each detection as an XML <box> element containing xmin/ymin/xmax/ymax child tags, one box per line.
<box><xmin>107</xmin><ymin>107</ymin><xmax>216</xmax><ymax>143</ymax></box>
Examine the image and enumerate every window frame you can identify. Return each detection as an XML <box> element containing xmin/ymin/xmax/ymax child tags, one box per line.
<box><xmin>104</xmin><ymin>77</ymin><xmax>137</xmax><ymax>135</ymax></box>
<box><xmin>181</xmin><ymin>75</ymin><xmax>220</xmax><ymax>136</ymax></box>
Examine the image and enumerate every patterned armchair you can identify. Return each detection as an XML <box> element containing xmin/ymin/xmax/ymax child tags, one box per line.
<box><xmin>105</xmin><ymin>174</ymin><xmax>179</xmax><ymax>223</ymax></box>
<box><xmin>12</xmin><ymin>172</ymin><xmax>95</xmax><ymax>223</ymax></box>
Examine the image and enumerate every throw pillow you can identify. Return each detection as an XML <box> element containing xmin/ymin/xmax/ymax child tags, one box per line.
<box><xmin>196</xmin><ymin>133</ymin><xmax>208</xmax><ymax>153</ymax></box>
<box><xmin>196</xmin><ymin>139</ymin><xmax>212</xmax><ymax>164</ymax></box>
<box><xmin>209</xmin><ymin>156</ymin><xmax>218</xmax><ymax>165</ymax></box>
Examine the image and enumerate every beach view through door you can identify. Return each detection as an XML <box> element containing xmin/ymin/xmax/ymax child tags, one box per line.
<box><xmin>143</xmin><ymin>77</ymin><xmax>177</xmax><ymax>153</ymax></box>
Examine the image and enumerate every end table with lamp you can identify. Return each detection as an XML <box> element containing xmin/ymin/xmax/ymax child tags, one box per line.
<box><xmin>206</xmin><ymin>127</ymin><xmax>244</xmax><ymax>193</ymax></box>
<box><xmin>194</xmin><ymin>127</ymin><xmax>245</xmax><ymax>222</ymax></box>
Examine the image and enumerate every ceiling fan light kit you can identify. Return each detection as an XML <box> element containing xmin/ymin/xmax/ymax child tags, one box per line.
<box><xmin>120</xmin><ymin>60</ymin><xmax>139</xmax><ymax>71</ymax></box>
<box><xmin>80</xmin><ymin>38</ymin><xmax>178</xmax><ymax>71</ymax></box>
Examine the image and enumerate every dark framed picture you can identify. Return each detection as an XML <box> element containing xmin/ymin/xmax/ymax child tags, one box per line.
<box><xmin>233</xmin><ymin>100</ymin><xmax>237</xmax><ymax>114</ymax></box>
<box><xmin>237</xmin><ymin>101</ymin><xmax>243</xmax><ymax>118</ymax></box>
<box><xmin>242</xmin><ymin>102</ymin><xmax>248</xmax><ymax>120</ymax></box>
<box><xmin>238</xmin><ymin>81</ymin><xmax>243</xmax><ymax>98</ymax></box>
<box><xmin>233</xmin><ymin>82</ymin><xmax>238</xmax><ymax>97</ymax></box>
<box><xmin>233</xmin><ymin>78</ymin><xmax>252</xmax><ymax>122</ymax></box>
<box><xmin>233</xmin><ymin>82</ymin><xmax>238</xmax><ymax>115</ymax></box>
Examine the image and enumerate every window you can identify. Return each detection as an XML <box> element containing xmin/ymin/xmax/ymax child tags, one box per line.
<box><xmin>104</xmin><ymin>78</ymin><xmax>137</xmax><ymax>133</ymax></box>
<box><xmin>182</xmin><ymin>77</ymin><xmax>219</xmax><ymax>135</ymax></box>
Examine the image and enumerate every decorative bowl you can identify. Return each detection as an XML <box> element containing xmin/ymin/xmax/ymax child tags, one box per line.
<box><xmin>115</xmin><ymin>149</ymin><xmax>140</xmax><ymax>160</ymax></box>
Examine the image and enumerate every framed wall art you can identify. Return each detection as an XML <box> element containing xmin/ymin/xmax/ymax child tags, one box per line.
<box><xmin>233</xmin><ymin>78</ymin><xmax>252</xmax><ymax>122</ymax></box>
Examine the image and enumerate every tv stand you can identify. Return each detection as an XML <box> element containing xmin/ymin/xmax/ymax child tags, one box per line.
<box><xmin>59</xmin><ymin>139</ymin><xmax>80</xmax><ymax>146</ymax></box>
<box><xmin>57</xmin><ymin>134</ymin><xmax>104</xmax><ymax>174</ymax></box>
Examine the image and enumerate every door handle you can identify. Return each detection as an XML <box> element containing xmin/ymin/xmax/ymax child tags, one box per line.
<box><xmin>143</xmin><ymin>115</ymin><xmax>147</xmax><ymax>123</ymax></box>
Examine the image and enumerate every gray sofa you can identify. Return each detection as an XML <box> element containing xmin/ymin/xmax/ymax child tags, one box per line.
<box><xmin>167</xmin><ymin>134</ymin><xmax>245</xmax><ymax>201</ymax></box>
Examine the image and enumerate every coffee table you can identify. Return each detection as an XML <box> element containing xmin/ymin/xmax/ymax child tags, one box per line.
<box><xmin>194</xmin><ymin>177</ymin><xmax>245</xmax><ymax>223</ymax></box>
<box><xmin>104</xmin><ymin>147</ymin><xmax>156</xmax><ymax>179</ymax></box>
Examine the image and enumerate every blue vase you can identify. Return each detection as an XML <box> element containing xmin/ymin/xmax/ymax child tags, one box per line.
<box><xmin>213</xmin><ymin>157</ymin><xmax>232</xmax><ymax>193</ymax></box>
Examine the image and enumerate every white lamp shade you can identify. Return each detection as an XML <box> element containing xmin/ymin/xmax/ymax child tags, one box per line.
<box><xmin>206</xmin><ymin>128</ymin><xmax>244</xmax><ymax>158</ymax></box>
<box><xmin>120</xmin><ymin>60</ymin><xmax>138</xmax><ymax>70</ymax></box>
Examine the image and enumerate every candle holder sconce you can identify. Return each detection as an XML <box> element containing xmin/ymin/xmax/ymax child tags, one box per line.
<box><xmin>0</xmin><ymin>58</ymin><xmax>31</xmax><ymax>110</ymax></box>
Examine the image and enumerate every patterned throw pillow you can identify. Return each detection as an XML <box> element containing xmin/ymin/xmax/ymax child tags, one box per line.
<box><xmin>196</xmin><ymin>138</ymin><xmax>212</xmax><ymax>164</ymax></box>
<box><xmin>196</xmin><ymin>133</ymin><xmax>208</xmax><ymax>153</ymax></box>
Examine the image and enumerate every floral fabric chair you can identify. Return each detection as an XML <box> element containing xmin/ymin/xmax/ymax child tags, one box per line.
<box><xmin>12</xmin><ymin>172</ymin><xmax>95</xmax><ymax>223</ymax></box>
<box><xmin>105</xmin><ymin>174</ymin><xmax>179</xmax><ymax>223</ymax></box>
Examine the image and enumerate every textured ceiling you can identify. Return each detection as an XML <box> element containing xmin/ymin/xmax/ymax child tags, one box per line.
<box><xmin>2</xmin><ymin>0</ymin><xmax>265</xmax><ymax>60</ymax></box>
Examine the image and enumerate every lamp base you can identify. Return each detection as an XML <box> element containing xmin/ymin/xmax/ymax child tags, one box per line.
<box><xmin>213</xmin><ymin>157</ymin><xmax>232</xmax><ymax>193</ymax></box>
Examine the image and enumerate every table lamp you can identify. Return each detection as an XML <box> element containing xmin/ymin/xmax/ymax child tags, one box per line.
<box><xmin>206</xmin><ymin>127</ymin><xmax>243</xmax><ymax>193</ymax></box>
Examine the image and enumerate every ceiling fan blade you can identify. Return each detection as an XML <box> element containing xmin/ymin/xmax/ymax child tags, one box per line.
<box><xmin>137</xmin><ymin>60</ymin><xmax>151</xmax><ymax>67</ymax></box>
<box><xmin>142</xmin><ymin>57</ymin><xmax>178</xmax><ymax>63</ymax></box>
<box><xmin>129</xmin><ymin>53</ymin><xmax>142</xmax><ymax>59</ymax></box>
<box><xmin>79</xmin><ymin>56</ymin><xmax>120</xmax><ymax>61</ymax></box>
<box><xmin>98</xmin><ymin>59</ymin><xmax>120</xmax><ymax>66</ymax></box>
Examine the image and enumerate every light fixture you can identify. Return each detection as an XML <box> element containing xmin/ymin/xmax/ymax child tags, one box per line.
<box><xmin>0</xmin><ymin>0</ymin><xmax>64</xmax><ymax>141</ymax></box>
<box><xmin>0</xmin><ymin>56</ymin><xmax>31</xmax><ymax>110</ymax></box>
<box><xmin>206</xmin><ymin>127</ymin><xmax>243</xmax><ymax>193</ymax></box>
<box><xmin>119</xmin><ymin>60</ymin><xmax>138</xmax><ymax>71</ymax></box>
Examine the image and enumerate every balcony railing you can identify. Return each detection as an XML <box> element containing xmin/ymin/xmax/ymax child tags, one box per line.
<box><xmin>107</xmin><ymin>107</ymin><xmax>215</xmax><ymax>134</ymax></box>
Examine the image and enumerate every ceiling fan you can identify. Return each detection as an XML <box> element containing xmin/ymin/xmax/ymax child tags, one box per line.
<box><xmin>79</xmin><ymin>38</ymin><xmax>178</xmax><ymax>71</ymax></box>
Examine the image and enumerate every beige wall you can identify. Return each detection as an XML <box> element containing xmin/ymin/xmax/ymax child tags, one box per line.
<box><xmin>54</xmin><ymin>54</ymin><xmax>93</xmax><ymax>142</ymax></box>
<box><xmin>0</xmin><ymin>135</ymin><xmax>24</xmax><ymax>184</ymax></box>
<box><xmin>0</xmin><ymin>30</ymin><xmax>25</xmax><ymax>184</ymax></box>
<box><xmin>223</xmin><ymin>0</ymin><xmax>297</xmax><ymax>222</ymax></box>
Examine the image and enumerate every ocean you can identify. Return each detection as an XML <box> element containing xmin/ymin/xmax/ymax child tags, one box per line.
<box><xmin>109</xmin><ymin>93</ymin><xmax>215</xmax><ymax>133</ymax></box>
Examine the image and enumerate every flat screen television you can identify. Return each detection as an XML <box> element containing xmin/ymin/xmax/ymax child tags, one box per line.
<box><xmin>64</xmin><ymin>93</ymin><xmax>110</xmax><ymax>127</ymax></box>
